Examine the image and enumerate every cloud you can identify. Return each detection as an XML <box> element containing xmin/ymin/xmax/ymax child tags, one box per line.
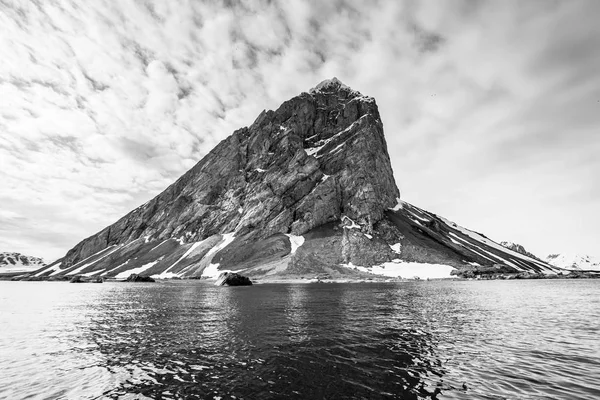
<box><xmin>0</xmin><ymin>0</ymin><xmax>599</xmax><ymax>260</ymax></box>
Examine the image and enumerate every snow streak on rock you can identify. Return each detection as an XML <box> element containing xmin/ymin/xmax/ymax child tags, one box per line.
<box><xmin>285</xmin><ymin>234</ymin><xmax>305</xmax><ymax>254</ymax></box>
<box><xmin>115</xmin><ymin>260</ymin><xmax>161</xmax><ymax>279</ymax></box>
<box><xmin>200</xmin><ymin>234</ymin><xmax>236</xmax><ymax>278</ymax></box>
<box><xmin>343</xmin><ymin>261</ymin><xmax>456</xmax><ymax>279</ymax></box>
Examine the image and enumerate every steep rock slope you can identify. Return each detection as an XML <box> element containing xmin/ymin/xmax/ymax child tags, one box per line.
<box><xmin>500</xmin><ymin>242</ymin><xmax>544</xmax><ymax>262</ymax></box>
<box><xmin>385</xmin><ymin>202</ymin><xmax>558</xmax><ymax>275</ymax></box>
<box><xmin>34</xmin><ymin>79</ymin><xmax>563</xmax><ymax>279</ymax></box>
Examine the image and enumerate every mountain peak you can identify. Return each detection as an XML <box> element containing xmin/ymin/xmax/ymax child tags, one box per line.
<box><xmin>310</xmin><ymin>77</ymin><xmax>352</xmax><ymax>93</ymax></box>
<box><xmin>55</xmin><ymin>79</ymin><xmax>400</xmax><ymax>273</ymax></box>
<box><xmin>30</xmin><ymin>80</ymin><xmax>562</xmax><ymax>280</ymax></box>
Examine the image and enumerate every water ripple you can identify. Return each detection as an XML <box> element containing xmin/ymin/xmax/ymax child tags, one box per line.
<box><xmin>1</xmin><ymin>280</ymin><xmax>599</xmax><ymax>399</ymax></box>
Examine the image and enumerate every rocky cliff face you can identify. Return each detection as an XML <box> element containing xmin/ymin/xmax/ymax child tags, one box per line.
<box><xmin>62</xmin><ymin>77</ymin><xmax>398</xmax><ymax>266</ymax></box>
<box><xmin>33</xmin><ymin>79</ymin><xmax>563</xmax><ymax>280</ymax></box>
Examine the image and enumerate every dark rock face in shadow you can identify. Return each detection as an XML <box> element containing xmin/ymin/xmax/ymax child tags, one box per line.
<box><xmin>125</xmin><ymin>274</ymin><xmax>155</xmax><ymax>282</ymax></box>
<box><xmin>214</xmin><ymin>272</ymin><xmax>253</xmax><ymax>286</ymax></box>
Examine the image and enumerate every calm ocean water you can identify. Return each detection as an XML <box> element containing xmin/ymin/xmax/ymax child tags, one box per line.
<box><xmin>1</xmin><ymin>280</ymin><xmax>599</xmax><ymax>400</ymax></box>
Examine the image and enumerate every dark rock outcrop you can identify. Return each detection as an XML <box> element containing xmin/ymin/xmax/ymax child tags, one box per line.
<box><xmin>69</xmin><ymin>275</ymin><xmax>103</xmax><ymax>283</ymax></box>
<box><xmin>215</xmin><ymin>272</ymin><xmax>252</xmax><ymax>286</ymax></box>
<box><xmin>125</xmin><ymin>274</ymin><xmax>155</xmax><ymax>282</ymax></box>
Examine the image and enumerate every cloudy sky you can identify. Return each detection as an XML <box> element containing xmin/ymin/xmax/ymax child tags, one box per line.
<box><xmin>1</xmin><ymin>0</ymin><xmax>599</xmax><ymax>262</ymax></box>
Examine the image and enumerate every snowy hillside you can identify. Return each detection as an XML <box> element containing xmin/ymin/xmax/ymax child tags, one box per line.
<box><xmin>546</xmin><ymin>254</ymin><xmax>600</xmax><ymax>271</ymax></box>
<box><xmin>391</xmin><ymin>201</ymin><xmax>560</xmax><ymax>274</ymax></box>
<box><xmin>0</xmin><ymin>252</ymin><xmax>46</xmax><ymax>273</ymax></box>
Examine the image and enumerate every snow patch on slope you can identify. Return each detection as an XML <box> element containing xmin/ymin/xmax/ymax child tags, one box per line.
<box><xmin>304</xmin><ymin>114</ymin><xmax>367</xmax><ymax>158</ymax></box>
<box><xmin>202</xmin><ymin>264</ymin><xmax>242</xmax><ymax>279</ymax></box>
<box><xmin>152</xmin><ymin>272</ymin><xmax>180</xmax><ymax>279</ymax></box>
<box><xmin>34</xmin><ymin>261</ymin><xmax>62</xmax><ymax>277</ymax></box>
<box><xmin>82</xmin><ymin>269</ymin><xmax>105</xmax><ymax>277</ymax></box>
<box><xmin>449</xmin><ymin>232</ymin><xmax>525</xmax><ymax>271</ymax></box>
<box><xmin>150</xmin><ymin>240</ymin><xmax>169</xmax><ymax>252</ymax></box>
<box><xmin>200</xmin><ymin>233</ymin><xmax>236</xmax><ymax>278</ymax></box>
<box><xmin>341</xmin><ymin>215</ymin><xmax>360</xmax><ymax>230</ymax></box>
<box><xmin>157</xmin><ymin>239</ymin><xmax>208</xmax><ymax>278</ymax></box>
<box><xmin>57</xmin><ymin>245</ymin><xmax>122</xmax><ymax>276</ymax></box>
<box><xmin>115</xmin><ymin>260</ymin><xmax>161</xmax><ymax>279</ymax></box>
<box><xmin>201</xmin><ymin>263</ymin><xmax>223</xmax><ymax>279</ymax></box>
<box><xmin>343</xmin><ymin>261</ymin><xmax>456</xmax><ymax>279</ymax></box>
<box><xmin>389</xmin><ymin>198</ymin><xmax>403</xmax><ymax>211</ymax></box>
<box><xmin>285</xmin><ymin>234</ymin><xmax>305</xmax><ymax>254</ymax></box>
<box><xmin>103</xmin><ymin>260</ymin><xmax>131</xmax><ymax>276</ymax></box>
<box><xmin>438</xmin><ymin>215</ymin><xmax>554</xmax><ymax>272</ymax></box>
<box><xmin>206</xmin><ymin>233</ymin><xmax>235</xmax><ymax>258</ymax></box>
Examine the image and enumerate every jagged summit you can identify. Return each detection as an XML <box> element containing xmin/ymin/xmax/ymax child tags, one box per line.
<box><xmin>310</xmin><ymin>77</ymin><xmax>350</xmax><ymax>93</ymax></box>
<box><xmin>309</xmin><ymin>77</ymin><xmax>370</xmax><ymax>100</ymax></box>
<box><xmin>29</xmin><ymin>80</ymin><xmax>564</xmax><ymax>280</ymax></box>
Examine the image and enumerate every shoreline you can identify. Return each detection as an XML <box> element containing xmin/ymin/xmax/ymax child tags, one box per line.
<box><xmin>2</xmin><ymin>271</ymin><xmax>600</xmax><ymax>283</ymax></box>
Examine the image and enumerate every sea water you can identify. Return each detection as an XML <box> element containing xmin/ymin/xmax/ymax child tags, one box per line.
<box><xmin>1</xmin><ymin>280</ymin><xmax>599</xmax><ymax>399</ymax></box>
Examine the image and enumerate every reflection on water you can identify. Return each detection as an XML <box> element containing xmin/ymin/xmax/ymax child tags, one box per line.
<box><xmin>1</xmin><ymin>280</ymin><xmax>599</xmax><ymax>399</ymax></box>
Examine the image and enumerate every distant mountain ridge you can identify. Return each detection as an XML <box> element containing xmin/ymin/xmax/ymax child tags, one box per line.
<box><xmin>0</xmin><ymin>252</ymin><xmax>45</xmax><ymax>272</ymax></box>
<box><xmin>27</xmin><ymin>79</ymin><xmax>563</xmax><ymax>280</ymax></box>
<box><xmin>498</xmin><ymin>242</ymin><xmax>600</xmax><ymax>272</ymax></box>
<box><xmin>546</xmin><ymin>254</ymin><xmax>600</xmax><ymax>271</ymax></box>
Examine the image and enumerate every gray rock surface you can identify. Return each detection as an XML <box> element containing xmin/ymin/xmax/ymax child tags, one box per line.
<box><xmin>61</xmin><ymin>77</ymin><xmax>399</xmax><ymax>268</ymax></box>
<box><xmin>30</xmin><ymin>78</ymin><xmax>562</xmax><ymax>280</ymax></box>
<box><xmin>500</xmin><ymin>242</ymin><xmax>543</xmax><ymax>261</ymax></box>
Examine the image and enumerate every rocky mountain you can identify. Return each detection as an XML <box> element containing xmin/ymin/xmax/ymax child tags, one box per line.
<box><xmin>546</xmin><ymin>254</ymin><xmax>600</xmax><ymax>271</ymax></box>
<box><xmin>0</xmin><ymin>252</ymin><xmax>45</xmax><ymax>272</ymax></box>
<box><xmin>500</xmin><ymin>242</ymin><xmax>543</xmax><ymax>262</ymax></box>
<box><xmin>29</xmin><ymin>78</ymin><xmax>563</xmax><ymax>280</ymax></box>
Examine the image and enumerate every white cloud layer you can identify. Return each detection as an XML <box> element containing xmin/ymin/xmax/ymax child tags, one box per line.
<box><xmin>0</xmin><ymin>0</ymin><xmax>599</xmax><ymax>261</ymax></box>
